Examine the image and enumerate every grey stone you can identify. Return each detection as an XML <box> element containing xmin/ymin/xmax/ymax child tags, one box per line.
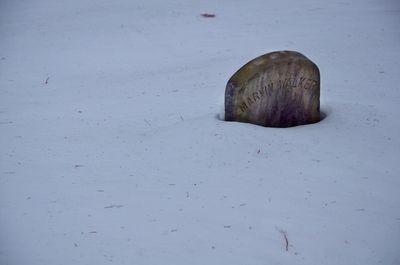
<box><xmin>225</xmin><ymin>51</ymin><xmax>320</xmax><ymax>127</ymax></box>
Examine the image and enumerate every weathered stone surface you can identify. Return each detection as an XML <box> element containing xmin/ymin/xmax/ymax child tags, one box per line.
<box><xmin>225</xmin><ymin>51</ymin><xmax>320</xmax><ymax>127</ymax></box>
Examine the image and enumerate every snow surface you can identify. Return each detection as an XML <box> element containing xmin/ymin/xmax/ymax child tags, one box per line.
<box><xmin>1</xmin><ymin>0</ymin><xmax>400</xmax><ymax>264</ymax></box>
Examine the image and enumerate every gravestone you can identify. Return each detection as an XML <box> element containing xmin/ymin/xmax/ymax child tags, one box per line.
<box><xmin>225</xmin><ymin>51</ymin><xmax>320</xmax><ymax>127</ymax></box>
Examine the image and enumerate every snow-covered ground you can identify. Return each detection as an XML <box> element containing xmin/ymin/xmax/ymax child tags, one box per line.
<box><xmin>1</xmin><ymin>0</ymin><xmax>399</xmax><ymax>264</ymax></box>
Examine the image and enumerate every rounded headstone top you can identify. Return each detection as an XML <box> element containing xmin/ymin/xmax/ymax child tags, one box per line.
<box><xmin>225</xmin><ymin>51</ymin><xmax>320</xmax><ymax>127</ymax></box>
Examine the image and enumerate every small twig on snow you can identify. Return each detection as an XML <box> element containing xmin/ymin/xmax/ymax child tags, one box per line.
<box><xmin>276</xmin><ymin>228</ymin><xmax>289</xmax><ymax>251</ymax></box>
<box><xmin>201</xmin><ymin>13</ymin><xmax>216</xmax><ymax>18</ymax></box>
<box><xmin>283</xmin><ymin>231</ymin><xmax>289</xmax><ymax>251</ymax></box>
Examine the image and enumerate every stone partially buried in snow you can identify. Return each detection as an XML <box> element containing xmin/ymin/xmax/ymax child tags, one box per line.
<box><xmin>225</xmin><ymin>51</ymin><xmax>320</xmax><ymax>127</ymax></box>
